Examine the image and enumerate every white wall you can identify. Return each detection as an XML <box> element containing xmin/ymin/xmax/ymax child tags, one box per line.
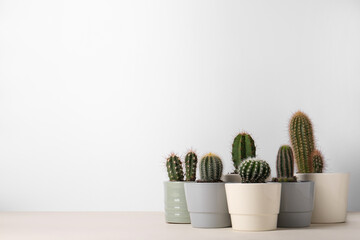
<box><xmin>0</xmin><ymin>0</ymin><xmax>359</xmax><ymax>211</ymax></box>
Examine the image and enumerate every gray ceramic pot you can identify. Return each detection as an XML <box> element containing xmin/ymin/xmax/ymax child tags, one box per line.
<box><xmin>223</xmin><ymin>174</ymin><xmax>241</xmax><ymax>183</ymax></box>
<box><xmin>277</xmin><ymin>181</ymin><xmax>315</xmax><ymax>228</ymax></box>
<box><xmin>164</xmin><ymin>181</ymin><xmax>190</xmax><ymax>223</ymax></box>
<box><xmin>184</xmin><ymin>182</ymin><xmax>231</xmax><ymax>228</ymax></box>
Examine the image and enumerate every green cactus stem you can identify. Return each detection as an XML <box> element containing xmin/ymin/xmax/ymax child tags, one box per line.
<box><xmin>273</xmin><ymin>145</ymin><xmax>297</xmax><ymax>182</ymax></box>
<box><xmin>232</xmin><ymin>132</ymin><xmax>256</xmax><ymax>173</ymax></box>
<box><xmin>185</xmin><ymin>151</ymin><xmax>198</xmax><ymax>181</ymax></box>
<box><xmin>289</xmin><ymin>111</ymin><xmax>315</xmax><ymax>173</ymax></box>
<box><xmin>199</xmin><ymin>153</ymin><xmax>223</xmax><ymax>182</ymax></box>
<box><xmin>311</xmin><ymin>150</ymin><xmax>324</xmax><ymax>173</ymax></box>
<box><xmin>166</xmin><ymin>153</ymin><xmax>184</xmax><ymax>181</ymax></box>
<box><xmin>239</xmin><ymin>158</ymin><xmax>271</xmax><ymax>183</ymax></box>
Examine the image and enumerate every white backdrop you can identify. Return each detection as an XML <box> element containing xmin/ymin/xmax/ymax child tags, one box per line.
<box><xmin>0</xmin><ymin>0</ymin><xmax>359</xmax><ymax>211</ymax></box>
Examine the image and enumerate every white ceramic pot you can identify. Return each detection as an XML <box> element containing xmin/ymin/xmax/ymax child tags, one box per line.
<box><xmin>296</xmin><ymin>173</ymin><xmax>349</xmax><ymax>223</ymax></box>
<box><xmin>225</xmin><ymin>183</ymin><xmax>281</xmax><ymax>231</ymax></box>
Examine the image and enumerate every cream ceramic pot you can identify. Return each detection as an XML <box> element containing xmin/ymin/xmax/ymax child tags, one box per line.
<box><xmin>296</xmin><ymin>173</ymin><xmax>349</xmax><ymax>223</ymax></box>
<box><xmin>225</xmin><ymin>183</ymin><xmax>281</xmax><ymax>231</ymax></box>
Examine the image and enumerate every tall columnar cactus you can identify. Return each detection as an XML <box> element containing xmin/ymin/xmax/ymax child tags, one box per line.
<box><xmin>185</xmin><ymin>151</ymin><xmax>198</xmax><ymax>181</ymax></box>
<box><xmin>239</xmin><ymin>158</ymin><xmax>271</xmax><ymax>183</ymax></box>
<box><xmin>232</xmin><ymin>132</ymin><xmax>256</xmax><ymax>173</ymax></box>
<box><xmin>166</xmin><ymin>153</ymin><xmax>184</xmax><ymax>181</ymax></box>
<box><xmin>311</xmin><ymin>150</ymin><xmax>324</xmax><ymax>173</ymax></box>
<box><xmin>273</xmin><ymin>145</ymin><xmax>297</xmax><ymax>182</ymax></box>
<box><xmin>199</xmin><ymin>153</ymin><xmax>223</xmax><ymax>182</ymax></box>
<box><xmin>289</xmin><ymin>111</ymin><xmax>315</xmax><ymax>173</ymax></box>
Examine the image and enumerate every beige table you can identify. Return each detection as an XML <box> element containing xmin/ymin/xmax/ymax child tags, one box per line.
<box><xmin>0</xmin><ymin>212</ymin><xmax>359</xmax><ymax>240</ymax></box>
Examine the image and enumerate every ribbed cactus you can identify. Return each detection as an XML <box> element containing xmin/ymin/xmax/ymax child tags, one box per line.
<box><xmin>185</xmin><ymin>151</ymin><xmax>198</xmax><ymax>181</ymax></box>
<box><xmin>232</xmin><ymin>133</ymin><xmax>256</xmax><ymax>173</ymax></box>
<box><xmin>239</xmin><ymin>158</ymin><xmax>271</xmax><ymax>183</ymax></box>
<box><xmin>273</xmin><ymin>145</ymin><xmax>297</xmax><ymax>182</ymax></box>
<box><xmin>199</xmin><ymin>153</ymin><xmax>223</xmax><ymax>182</ymax></box>
<box><xmin>311</xmin><ymin>150</ymin><xmax>324</xmax><ymax>173</ymax></box>
<box><xmin>289</xmin><ymin>111</ymin><xmax>315</xmax><ymax>173</ymax></box>
<box><xmin>166</xmin><ymin>153</ymin><xmax>184</xmax><ymax>181</ymax></box>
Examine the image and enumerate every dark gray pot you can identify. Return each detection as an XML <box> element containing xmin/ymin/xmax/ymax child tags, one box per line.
<box><xmin>277</xmin><ymin>181</ymin><xmax>315</xmax><ymax>228</ymax></box>
<box><xmin>184</xmin><ymin>182</ymin><xmax>231</xmax><ymax>228</ymax></box>
<box><xmin>164</xmin><ymin>181</ymin><xmax>190</xmax><ymax>223</ymax></box>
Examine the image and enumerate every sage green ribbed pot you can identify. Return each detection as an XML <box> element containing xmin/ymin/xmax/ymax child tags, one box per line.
<box><xmin>164</xmin><ymin>181</ymin><xmax>190</xmax><ymax>223</ymax></box>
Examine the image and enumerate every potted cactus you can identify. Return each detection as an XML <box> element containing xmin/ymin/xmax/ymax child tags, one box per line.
<box><xmin>184</xmin><ymin>153</ymin><xmax>231</xmax><ymax>228</ymax></box>
<box><xmin>164</xmin><ymin>151</ymin><xmax>197</xmax><ymax>224</ymax></box>
<box><xmin>225</xmin><ymin>158</ymin><xmax>281</xmax><ymax>231</ymax></box>
<box><xmin>223</xmin><ymin>132</ymin><xmax>256</xmax><ymax>183</ymax></box>
<box><xmin>290</xmin><ymin>111</ymin><xmax>349</xmax><ymax>223</ymax></box>
<box><xmin>272</xmin><ymin>145</ymin><xmax>315</xmax><ymax>228</ymax></box>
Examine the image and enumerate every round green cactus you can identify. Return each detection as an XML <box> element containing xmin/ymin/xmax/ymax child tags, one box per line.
<box><xmin>311</xmin><ymin>150</ymin><xmax>324</xmax><ymax>173</ymax></box>
<box><xmin>166</xmin><ymin>153</ymin><xmax>184</xmax><ymax>181</ymax></box>
<box><xmin>239</xmin><ymin>158</ymin><xmax>271</xmax><ymax>183</ymax></box>
<box><xmin>273</xmin><ymin>145</ymin><xmax>297</xmax><ymax>182</ymax></box>
<box><xmin>199</xmin><ymin>153</ymin><xmax>223</xmax><ymax>182</ymax></box>
<box><xmin>289</xmin><ymin>111</ymin><xmax>315</xmax><ymax>173</ymax></box>
<box><xmin>232</xmin><ymin>132</ymin><xmax>256</xmax><ymax>173</ymax></box>
<box><xmin>185</xmin><ymin>151</ymin><xmax>198</xmax><ymax>181</ymax></box>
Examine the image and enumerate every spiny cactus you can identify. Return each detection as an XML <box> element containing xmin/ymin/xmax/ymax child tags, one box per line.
<box><xmin>199</xmin><ymin>153</ymin><xmax>223</xmax><ymax>182</ymax></box>
<box><xmin>232</xmin><ymin>132</ymin><xmax>256</xmax><ymax>173</ymax></box>
<box><xmin>166</xmin><ymin>153</ymin><xmax>184</xmax><ymax>181</ymax></box>
<box><xmin>289</xmin><ymin>111</ymin><xmax>315</xmax><ymax>173</ymax></box>
<box><xmin>311</xmin><ymin>150</ymin><xmax>324</xmax><ymax>173</ymax></box>
<box><xmin>273</xmin><ymin>145</ymin><xmax>297</xmax><ymax>182</ymax></box>
<box><xmin>239</xmin><ymin>158</ymin><xmax>271</xmax><ymax>183</ymax></box>
<box><xmin>185</xmin><ymin>151</ymin><xmax>198</xmax><ymax>181</ymax></box>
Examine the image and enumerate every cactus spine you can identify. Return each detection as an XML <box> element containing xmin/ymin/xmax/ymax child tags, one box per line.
<box><xmin>199</xmin><ymin>153</ymin><xmax>223</xmax><ymax>182</ymax></box>
<box><xmin>239</xmin><ymin>158</ymin><xmax>271</xmax><ymax>183</ymax></box>
<box><xmin>273</xmin><ymin>145</ymin><xmax>297</xmax><ymax>182</ymax></box>
<box><xmin>289</xmin><ymin>111</ymin><xmax>315</xmax><ymax>173</ymax></box>
<box><xmin>311</xmin><ymin>150</ymin><xmax>324</xmax><ymax>173</ymax></box>
<box><xmin>166</xmin><ymin>154</ymin><xmax>184</xmax><ymax>181</ymax></box>
<box><xmin>185</xmin><ymin>151</ymin><xmax>198</xmax><ymax>181</ymax></box>
<box><xmin>232</xmin><ymin>133</ymin><xmax>256</xmax><ymax>173</ymax></box>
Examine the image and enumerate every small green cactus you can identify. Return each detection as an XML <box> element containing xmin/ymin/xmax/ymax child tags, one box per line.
<box><xmin>232</xmin><ymin>132</ymin><xmax>256</xmax><ymax>173</ymax></box>
<box><xmin>166</xmin><ymin>153</ymin><xmax>184</xmax><ymax>181</ymax></box>
<box><xmin>273</xmin><ymin>145</ymin><xmax>297</xmax><ymax>182</ymax></box>
<box><xmin>199</xmin><ymin>153</ymin><xmax>223</xmax><ymax>182</ymax></box>
<box><xmin>289</xmin><ymin>111</ymin><xmax>315</xmax><ymax>173</ymax></box>
<box><xmin>239</xmin><ymin>158</ymin><xmax>271</xmax><ymax>183</ymax></box>
<box><xmin>185</xmin><ymin>151</ymin><xmax>198</xmax><ymax>181</ymax></box>
<box><xmin>311</xmin><ymin>150</ymin><xmax>324</xmax><ymax>173</ymax></box>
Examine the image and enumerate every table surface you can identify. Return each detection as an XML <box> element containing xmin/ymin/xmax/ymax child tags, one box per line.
<box><xmin>1</xmin><ymin>212</ymin><xmax>359</xmax><ymax>240</ymax></box>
